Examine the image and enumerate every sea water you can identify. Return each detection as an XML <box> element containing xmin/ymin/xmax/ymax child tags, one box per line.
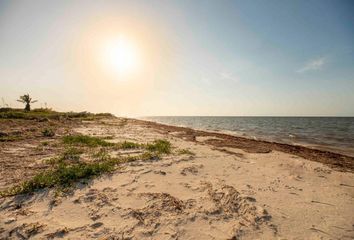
<box><xmin>143</xmin><ymin>116</ymin><xmax>354</xmax><ymax>156</ymax></box>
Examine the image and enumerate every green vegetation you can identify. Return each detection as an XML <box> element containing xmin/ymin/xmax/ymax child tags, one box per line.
<box><xmin>0</xmin><ymin>150</ymin><xmax>160</xmax><ymax>197</ymax></box>
<box><xmin>0</xmin><ymin>105</ymin><xmax>174</xmax><ymax>197</ymax></box>
<box><xmin>103</xmin><ymin>135</ymin><xmax>114</xmax><ymax>140</ymax></box>
<box><xmin>42</xmin><ymin>128</ymin><xmax>55</xmax><ymax>137</ymax></box>
<box><xmin>1</xmin><ymin>161</ymin><xmax>115</xmax><ymax>196</ymax></box>
<box><xmin>92</xmin><ymin>148</ymin><xmax>111</xmax><ymax>161</ymax></box>
<box><xmin>95</xmin><ymin>113</ymin><xmax>114</xmax><ymax>117</ymax></box>
<box><xmin>62</xmin><ymin>147</ymin><xmax>84</xmax><ymax>161</ymax></box>
<box><xmin>146</xmin><ymin>139</ymin><xmax>171</xmax><ymax>154</ymax></box>
<box><xmin>62</xmin><ymin>135</ymin><xmax>114</xmax><ymax>147</ymax></box>
<box><xmin>0</xmin><ymin>136</ymin><xmax>172</xmax><ymax>197</ymax></box>
<box><xmin>17</xmin><ymin>94</ymin><xmax>38</xmax><ymax>111</ymax></box>
<box><xmin>0</xmin><ymin>107</ymin><xmax>114</xmax><ymax>121</ymax></box>
<box><xmin>119</xmin><ymin>141</ymin><xmax>142</xmax><ymax>149</ymax></box>
<box><xmin>0</xmin><ymin>135</ymin><xmax>21</xmax><ymax>142</ymax></box>
<box><xmin>45</xmin><ymin>147</ymin><xmax>83</xmax><ymax>165</ymax></box>
<box><xmin>177</xmin><ymin>148</ymin><xmax>195</xmax><ymax>155</ymax></box>
<box><xmin>62</xmin><ymin>135</ymin><xmax>171</xmax><ymax>153</ymax></box>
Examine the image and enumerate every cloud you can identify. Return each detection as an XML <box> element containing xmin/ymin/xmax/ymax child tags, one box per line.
<box><xmin>297</xmin><ymin>57</ymin><xmax>326</xmax><ymax>73</ymax></box>
<box><xmin>220</xmin><ymin>72</ymin><xmax>239</xmax><ymax>82</ymax></box>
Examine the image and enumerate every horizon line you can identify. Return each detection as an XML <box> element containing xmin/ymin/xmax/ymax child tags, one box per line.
<box><xmin>138</xmin><ymin>115</ymin><xmax>354</xmax><ymax>118</ymax></box>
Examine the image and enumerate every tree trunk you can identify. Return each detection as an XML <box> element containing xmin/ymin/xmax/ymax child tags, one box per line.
<box><xmin>25</xmin><ymin>103</ymin><xmax>30</xmax><ymax>111</ymax></box>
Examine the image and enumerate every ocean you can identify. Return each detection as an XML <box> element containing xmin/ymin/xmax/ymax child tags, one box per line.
<box><xmin>142</xmin><ymin>116</ymin><xmax>354</xmax><ymax>157</ymax></box>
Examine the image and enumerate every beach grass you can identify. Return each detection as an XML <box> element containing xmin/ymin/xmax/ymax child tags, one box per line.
<box><xmin>62</xmin><ymin>147</ymin><xmax>84</xmax><ymax>161</ymax></box>
<box><xmin>1</xmin><ymin>161</ymin><xmax>115</xmax><ymax>196</ymax></box>
<box><xmin>146</xmin><ymin>139</ymin><xmax>171</xmax><ymax>154</ymax></box>
<box><xmin>0</xmin><ymin>137</ymin><xmax>171</xmax><ymax>197</ymax></box>
<box><xmin>118</xmin><ymin>141</ymin><xmax>142</xmax><ymax>149</ymax></box>
<box><xmin>62</xmin><ymin>135</ymin><xmax>114</xmax><ymax>147</ymax></box>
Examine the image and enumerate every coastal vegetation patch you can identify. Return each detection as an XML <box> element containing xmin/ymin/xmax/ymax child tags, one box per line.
<box><xmin>146</xmin><ymin>139</ymin><xmax>171</xmax><ymax>154</ymax></box>
<box><xmin>0</xmin><ymin>107</ymin><xmax>114</xmax><ymax>121</ymax></box>
<box><xmin>118</xmin><ymin>141</ymin><xmax>142</xmax><ymax>149</ymax></box>
<box><xmin>62</xmin><ymin>135</ymin><xmax>114</xmax><ymax>147</ymax></box>
<box><xmin>0</xmin><ymin>138</ymin><xmax>171</xmax><ymax>197</ymax></box>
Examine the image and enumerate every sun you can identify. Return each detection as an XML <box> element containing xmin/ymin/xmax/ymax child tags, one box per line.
<box><xmin>101</xmin><ymin>36</ymin><xmax>140</xmax><ymax>77</ymax></box>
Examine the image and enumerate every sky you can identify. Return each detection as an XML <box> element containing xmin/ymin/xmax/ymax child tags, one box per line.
<box><xmin>0</xmin><ymin>0</ymin><xmax>353</xmax><ymax>116</ymax></box>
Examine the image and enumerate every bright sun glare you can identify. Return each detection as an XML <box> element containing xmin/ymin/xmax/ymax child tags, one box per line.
<box><xmin>102</xmin><ymin>36</ymin><xmax>140</xmax><ymax>77</ymax></box>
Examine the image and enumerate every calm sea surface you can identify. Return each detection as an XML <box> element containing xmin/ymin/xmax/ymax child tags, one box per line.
<box><xmin>142</xmin><ymin>117</ymin><xmax>354</xmax><ymax>156</ymax></box>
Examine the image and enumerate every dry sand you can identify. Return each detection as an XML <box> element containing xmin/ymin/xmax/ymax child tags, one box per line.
<box><xmin>1</xmin><ymin>117</ymin><xmax>353</xmax><ymax>239</ymax></box>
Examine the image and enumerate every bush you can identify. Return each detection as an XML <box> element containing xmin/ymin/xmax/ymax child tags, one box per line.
<box><xmin>42</xmin><ymin>128</ymin><xmax>55</xmax><ymax>137</ymax></box>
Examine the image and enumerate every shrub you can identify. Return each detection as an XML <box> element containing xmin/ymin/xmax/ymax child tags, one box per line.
<box><xmin>42</xmin><ymin>128</ymin><xmax>55</xmax><ymax>137</ymax></box>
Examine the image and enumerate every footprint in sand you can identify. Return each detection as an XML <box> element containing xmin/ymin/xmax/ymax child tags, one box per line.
<box><xmin>9</xmin><ymin>222</ymin><xmax>45</xmax><ymax>239</ymax></box>
<box><xmin>90</xmin><ymin>222</ymin><xmax>103</xmax><ymax>229</ymax></box>
<box><xmin>180</xmin><ymin>164</ymin><xmax>204</xmax><ymax>176</ymax></box>
<box><xmin>153</xmin><ymin>170</ymin><xmax>167</xmax><ymax>175</ymax></box>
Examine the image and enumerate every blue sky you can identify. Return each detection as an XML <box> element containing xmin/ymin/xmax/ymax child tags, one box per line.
<box><xmin>0</xmin><ymin>0</ymin><xmax>353</xmax><ymax>116</ymax></box>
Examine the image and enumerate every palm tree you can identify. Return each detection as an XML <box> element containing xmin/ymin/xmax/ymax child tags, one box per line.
<box><xmin>17</xmin><ymin>94</ymin><xmax>37</xmax><ymax>111</ymax></box>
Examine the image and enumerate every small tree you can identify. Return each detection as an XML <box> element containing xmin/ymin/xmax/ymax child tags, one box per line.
<box><xmin>17</xmin><ymin>94</ymin><xmax>38</xmax><ymax>111</ymax></box>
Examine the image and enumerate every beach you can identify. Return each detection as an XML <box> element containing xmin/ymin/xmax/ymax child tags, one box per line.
<box><xmin>1</xmin><ymin>116</ymin><xmax>353</xmax><ymax>239</ymax></box>
<box><xmin>2</xmin><ymin>0</ymin><xmax>354</xmax><ymax>239</ymax></box>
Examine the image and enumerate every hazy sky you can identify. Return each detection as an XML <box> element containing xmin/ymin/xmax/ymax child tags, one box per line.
<box><xmin>1</xmin><ymin>0</ymin><xmax>353</xmax><ymax>116</ymax></box>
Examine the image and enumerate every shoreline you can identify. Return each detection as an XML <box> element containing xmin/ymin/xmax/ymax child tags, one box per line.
<box><xmin>1</xmin><ymin>115</ymin><xmax>353</xmax><ymax>239</ymax></box>
<box><xmin>135</xmin><ymin>116</ymin><xmax>354</xmax><ymax>157</ymax></box>
<box><xmin>140</xmin><ymin>117</ymin><xmax>354</xmax><ymax>158</ymax></box>
<box><xmin>133</xmin><ymin>118</ymin><xmax>354</xmax><ymax>172</ymax></box>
